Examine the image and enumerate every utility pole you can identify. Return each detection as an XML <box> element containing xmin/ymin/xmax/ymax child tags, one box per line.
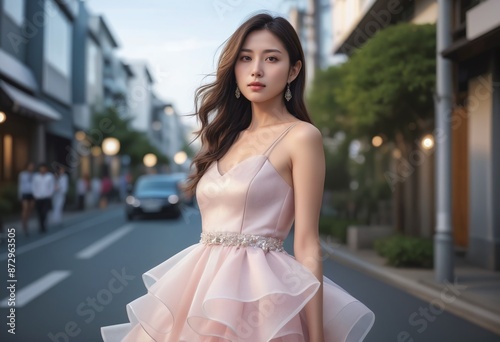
<box><xmin>306</xmin><ymin>0</ymin><xmax>322</xmax><ymax>79</ymax></box>
<box><xmin>434</xmin><ymin>0</ymin><xmax>454</xmax><ymax>283</ymax></box>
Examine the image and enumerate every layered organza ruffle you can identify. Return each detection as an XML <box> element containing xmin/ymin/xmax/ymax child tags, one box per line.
<box><xmin>100</xmin><ymin>244</ymin><xmax>375</xmax><ymax>341</ymax></box>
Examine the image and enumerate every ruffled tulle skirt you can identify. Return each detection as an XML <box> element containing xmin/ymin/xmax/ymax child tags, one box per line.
<box><xmin>100</xmin><ymin>243</ymin><xmax>375</xmax><ymax>341</ymax></box>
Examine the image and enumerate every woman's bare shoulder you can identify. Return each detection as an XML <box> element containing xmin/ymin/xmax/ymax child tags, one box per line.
<box><xmin>284</xmin><ymin>121</ymin><xmax>323</xmax><ymax>167</ymax></box>
<box><xmin>288</xmin><ymin>121</ymin><xmax>322</xmax><ymax>144</ymax></box>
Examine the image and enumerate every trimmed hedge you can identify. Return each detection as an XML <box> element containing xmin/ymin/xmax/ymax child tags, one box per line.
<box><xmin>374</xmin><ymin>234</ymin><xmax>433</xmax><ymax>268</ymax></box>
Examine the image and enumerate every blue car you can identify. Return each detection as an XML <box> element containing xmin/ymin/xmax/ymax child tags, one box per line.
<box><xmin>125</xmin><ymin>174</ymin><xmax>182</xmax><ymax>220</ymax></box>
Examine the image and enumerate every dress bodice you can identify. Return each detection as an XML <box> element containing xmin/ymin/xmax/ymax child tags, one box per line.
<box><xmin>195</xmin><ymin>122</ymin><xmax>300</xmax><ymax>241</ymax></box>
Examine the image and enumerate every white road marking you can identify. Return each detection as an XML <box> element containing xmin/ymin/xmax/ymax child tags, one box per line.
<box><xmin>75</xmin><ymin>224</ymin><xmax>134</xmax><ymax>259</ymax></box>
<box><xmin>0</xmin><ymin>211</ymin><xmax>122</xmax><ymax>261</ymax></box>
<box><xmin>0</xmin><ymin>270</ymin><xmax>71</xmax><ymax>308</ymax></box>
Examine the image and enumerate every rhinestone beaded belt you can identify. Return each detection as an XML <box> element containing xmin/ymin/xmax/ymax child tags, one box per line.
<box><xmin>200</xmin><ymin>231</ymin><xmax>284</xmax><ymax>253</ymax></box>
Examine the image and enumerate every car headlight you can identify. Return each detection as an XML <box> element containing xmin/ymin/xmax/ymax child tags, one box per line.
<box><xmin>168</xmin><ymin>194</ymin><xmax>179</xmax><ymax>204</ymax></box>
<box><xmin>126</xmin><ymin>196</ymin><xmax>141</xmax><ymax>207</ymax></box>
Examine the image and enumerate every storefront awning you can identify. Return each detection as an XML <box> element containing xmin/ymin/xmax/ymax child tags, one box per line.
<box><xmin>0</xmin><ymin>80</ymin><xmax>61</xmax><ymax>122</ymax></box>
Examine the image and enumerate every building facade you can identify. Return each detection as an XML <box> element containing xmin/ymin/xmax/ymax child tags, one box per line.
<box><xmin>0</xmin><ymin>0</ymin><xmax>78</xmax><ymax>186</ymax></box>
<box><xmin>0</xmin><ymin>0</ymin><xmax>131</xmax><ymax>184</ymax></box>
<box><xmin>332</xmin><ymin>0</ymin><xmax>436</xmax><ymax>54</ymax></box>
<box><xmin>150</xmin><ymin>94</ymin><xmax>191</xmax><ymax>171</ymax></box>
<box><xmin>440</xmin><ymin>0</ymin><xmax>500</xmax><ymax>270</ymax></box>
<box><xmin>331</xmin><ymin>0</ymin><xmax>499</xmax><ymax>270</ymax></box>
<box><xmin>126</xmin><ymin>60</ymin><xmax>154</xmax><ymax>134</ymax></box>
<box><xmin>0</xmin><ymin>0</ymin><xmax>181</xmax><ymax>204</ymax></box>
<box><xmin>288</xmin><ymin>0</ymin><xmax>335</xmax><ymax>88</ymax></box>
<box><xmin>81</xmin><ymin>14</ymin><xmax>135</xmax><ymax>179</ymax></box>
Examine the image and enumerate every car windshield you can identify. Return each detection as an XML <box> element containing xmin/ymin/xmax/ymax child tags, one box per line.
<box><xmin>136</xmin><ymin>180</ymin><xmax>177</xmax><ymax>193</ymax></box>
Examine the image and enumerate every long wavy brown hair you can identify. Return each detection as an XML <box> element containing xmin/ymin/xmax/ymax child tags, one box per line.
<box><xmin>183</xmin><ymin>12</ymin><xmax>313</xmax><ymax>195</ymax></box>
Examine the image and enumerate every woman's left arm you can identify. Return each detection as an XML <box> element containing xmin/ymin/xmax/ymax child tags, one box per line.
<box><xmin>291</xmin><ymin>123</ymin><xmax>326</xmax><ymax>342</ymax></box>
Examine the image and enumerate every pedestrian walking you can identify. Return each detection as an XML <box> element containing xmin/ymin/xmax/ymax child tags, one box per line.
<box><xmin>32</xmin><ymin>163</ymin><xmax>55</xmax><ymax>234</ymax></box>
<box><xmin>18</xmin><ymin>162</ymin><xmax>36</xmax><ymax>237</ymax></box>
<box><xmin>76</xmin><ymin>174</ymin><xmax>89</xmax><ymax>210</ymax></box>
<box><xmin>51</xmin><ymin>165</ymin><xmax>68</xmax><ymax>225</ymax></box>
<box><xmin>99</xmin><ymin>173</ymin><xmax>112</xmax><ymax>209</ymax></box>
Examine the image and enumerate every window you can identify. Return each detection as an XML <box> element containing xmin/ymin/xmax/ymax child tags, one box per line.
<box><xmin>87</xmin><ymin>39</ymin><xmax>98</xmax><ymax>86</ymax></box>
<box><xmin>3</xmin><ymin>0</ymin><xmax>25</xmax><ymax>26</ymax></box>
<box><xmin>86</xmin><ymin>38</ymin><xmax>101</xmax><ymax>104</ymax></box>
<box><xmin>43</xmin><ymin>0</ymin><xmax>72</xmax><ymax>77</ymax></box>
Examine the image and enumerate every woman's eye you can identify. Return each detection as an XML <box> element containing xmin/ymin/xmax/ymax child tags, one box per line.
<box><xmin>240</xmin><ymin>56</ymin><xmax>251</xmax><ymax>61</ymax></box>
<box><xmin>266</xmin><ymin>56</ymin><xmax>278</xmax><ymax>62</ymax></box>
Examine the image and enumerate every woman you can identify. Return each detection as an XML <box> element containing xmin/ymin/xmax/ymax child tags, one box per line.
<box><xmin>101</xmin><ymin>13</ymin><xmax>375</xmax><ymax>341</ymax></box>
<box><xmin>18</xmin><ymin>162</ymin><xmax>36</xmax><ymax>237</ymax></box>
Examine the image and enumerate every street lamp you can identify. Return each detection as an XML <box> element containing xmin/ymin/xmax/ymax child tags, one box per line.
<box><xmin>102</xmin><ymin>137</ymin><xmax>120</xmax><ymax>176</ymax></box>
<box><xmin>173</xmin><ymin>151</ymin><xmax>188</xmax><ymax>172</ymax></box>
<box><xmin>143</xmin><ymin>153</ymin><xmax>157</xmax><ymax>168</ymax></box>
<box><xmin>371</xmin><ymin>135</ymin><xmax>383</xmax><ymax>147</ymax></box>
<box><xmin>0</xmin><ymin>111</ymin><xmax>6</xmax><ymax>124</ymax></box>
<box><xmin>174</xmin><ymin>151</ymin><xmax>187</xmax><ymax>165</ymax></box>
<box><xmin>102</xmin><ymin>137</ymin><xmax>120</xmax><ymax>156</ymax></box>
<box><xmin>421</xmin><ymin>134</ymin><xmax>435</xmax><ymax>150</ymax></box>
<box><xmin>102</xmin><ymin>137</ymin><xmax>121</xmax><ymax>180</ymax></box>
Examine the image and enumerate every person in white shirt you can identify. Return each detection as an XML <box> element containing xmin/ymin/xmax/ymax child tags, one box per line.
<box><xmin>51</xmin><ymin>165</ymin><xmax>68</xmax><ymax>225</ymax></box>
<box><xmin>32</xmin><ymin>163</ymin><xmax>55</xmax><ymax>233</ymax></box>
<box><xmin>18</xmin><ymin>162</ymin><xmax>36</xmax><ymax>237</ymax></box>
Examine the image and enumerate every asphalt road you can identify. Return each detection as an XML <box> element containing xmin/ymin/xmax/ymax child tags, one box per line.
<box><xmin>0</xmin><ymin>205</ymin><xmax>498</xmax><ymax>342</ymax></box>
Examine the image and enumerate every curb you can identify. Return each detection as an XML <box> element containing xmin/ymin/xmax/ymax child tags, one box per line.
<box><xmin>319</xmin><ymin>239</ymin><xmax>500</xmax><ymax>336</ymax></box>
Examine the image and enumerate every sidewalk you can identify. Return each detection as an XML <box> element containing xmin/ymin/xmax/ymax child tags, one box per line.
<box><xmin>0</xmin><ymin>202</ymin><xmax>123</xmax><ymax>243</ymax></box>
<box><xmin>320</xmin><ymin>237</ymin><xmax>500</xmax><ymax>336</ymax></box>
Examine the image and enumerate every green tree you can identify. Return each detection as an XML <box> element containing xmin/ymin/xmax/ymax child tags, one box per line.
<box><xmin>336</xmin><ymin>23</ymin><xmax>436</xmax><ymax>149</ymax></box>
<box><xmin>308</xmin><ymin>66</ymin><xmax>352</xmax><ymax>199</ymax></box>
<box><xmin>335</xmin><ymin>23</ymin><xmax>436</xmax><ymax>228</ymax></box>
<box><xmin>307</xmin><ymin>65</ymin><xmax>347</xmax><ymax>138</ymax></box>
<box><xmin>307</xmin><ymin>23</ymin><xmax>436</xmax><ymax>225</ymax></box>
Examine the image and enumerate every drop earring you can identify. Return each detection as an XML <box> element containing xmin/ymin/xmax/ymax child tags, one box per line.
<box><xmin>285</xmin><ymin>82</ymin><xmax>292</xmax><ymax>102</ymax></box>
<box><xmin>235</xmin><ymin>86</ymin><xmax>241</xmax><ymax>99</ymax></box>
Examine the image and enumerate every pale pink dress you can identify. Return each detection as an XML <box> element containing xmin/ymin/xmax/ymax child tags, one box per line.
<box><xmin>100</xmin><ymin>122</ymin><xmax>375</xmax><ymax>341</ymax></box>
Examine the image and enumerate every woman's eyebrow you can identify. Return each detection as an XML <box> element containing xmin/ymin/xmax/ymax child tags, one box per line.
<box><xmin>240</xmin><ymin>48</ymin><xmax>282</xmax><ymax>54</ymax></box>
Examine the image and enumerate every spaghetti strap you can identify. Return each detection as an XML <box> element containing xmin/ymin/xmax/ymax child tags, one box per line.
<box><xmin>263</xmin><ymin>122</ymin><xmax>300</xmax><ymax>157</ymax></box>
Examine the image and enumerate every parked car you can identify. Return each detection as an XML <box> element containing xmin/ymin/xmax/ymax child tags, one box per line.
<box><xmin>125</xmin><ymin>174</ymin><xmax>182</xmax><ymax>220</ymax></box>
<box><xmin>167</xmin><ymin>172</ymin><xmax>195</xmax><ymax>206</ymax></box>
